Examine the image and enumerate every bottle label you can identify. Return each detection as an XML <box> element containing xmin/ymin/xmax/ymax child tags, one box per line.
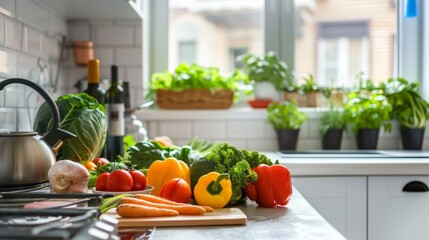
<box><xmin>106</xmin><ymin>103</ymin><xmax>125</xmax><ymax>136</ymax></box>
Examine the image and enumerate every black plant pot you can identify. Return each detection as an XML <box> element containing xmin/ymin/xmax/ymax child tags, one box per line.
<box><xmin>356</xmin><ymin>128</ymin><xmax>380</xmax><ymax>150</ymax></box>
<box><xmin>322</xmin><ymin>128</ymin><xmax>343</xmax><ymax>150</ymax></box>
<box><xmin>400</xmin><ymin>127</ymin><xmax>425</xmax><ymax>150</ymax></box>
<box><xmin>276</xmin><ymin>129</ymin><xmax>300</xmax><ymax>151</ymax></box>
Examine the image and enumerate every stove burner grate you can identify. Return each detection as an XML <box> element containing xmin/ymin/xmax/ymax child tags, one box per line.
<box><xmin>0</xmin><ymin>182</ymin><xmax>50</xmax><ymax>193</ymax></box>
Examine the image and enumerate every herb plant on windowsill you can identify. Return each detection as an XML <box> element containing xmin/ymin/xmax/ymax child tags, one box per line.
<box><xmin>149</xmin><ymin>63</ymin><xmax>245</xmax><ymax>109</ymax></box>
<box><xmin>344</xmin><ymin>91</ymin><xmax>392</xmax><ymax>150</ymax></box>
<box><xmin>382</xmin><ymin>77</ymin><xmax>429</xmax><ymax>149</ymax></box>
<box><xmin>320</xmin><ymin>105</ymin><xmax>346</xmax><ymax>150</ymax></box>
<box><xmin>267</xmin><ymin>101</ymin><xmax>308</xmax><ymax>150</ymax></box>
<box><xmin>238</xmin><ymin>51</ymin><xmax>294</xmax><ymax>101</ymax></box>
<box><xmin>300</xmin><ymin>74</ymin><xmax>322</xmax><ymax>107</ymax></box>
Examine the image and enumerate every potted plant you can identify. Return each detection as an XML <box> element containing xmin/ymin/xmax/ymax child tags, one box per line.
<box><xmin>382</xmin><ymin>77</ymin><xmax>429</xmax><ymax>150</ymax></box>
<box><xmin>344</xmin><ymin>91</ymin><xmax>392</xmax><ymax>150</ymax></box>
<box><xmin>267</xmin><ymin>101</ymin><xmax>308</xmax><ymax>150</ymax></box>
<box><xmin>238</xmin><ymin>51</ymin><xmax>294</xmax><ymax>105</ymax></box>
<box><xmin>300</xmin><ymin>74</ymin><xmax>322</xmax><ymax>107</ymax></box>
<box><xmin>149</xmin><ymin>63</ymin><xmax>243</xmax><ymax>109</ymax></box>
<box><xmin>320</xmin><ymin>105</ymin><xmax>347</xmax><ymax>150</ymax></box>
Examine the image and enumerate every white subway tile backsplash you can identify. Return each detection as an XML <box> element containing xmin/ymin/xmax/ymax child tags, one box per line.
<box><xmin>16</xmin><ymin>0</ymin><xmax>49</xmax><ymax>34</ymax></box>
<box><xmin>17</xmin><ymin>108</ymin><xmax>32</xmax><ymax>131</ymax></box>
<box><xmin>135</xmin><ymin>25</ymin><xmax>142</xmax><ymax>46</ymax></box>
<box><xmin>116</xmin><ymin>47</ymin><xmax>142</xmax><ymax>66</ymax></box>
<box><xmin>308</xmin><ymin>119</ymin><xmax>322</xmax><ymax>138</ymax></box>
<box><xmin>68</xmin><ymin>21</ymin><xmax>92</xmax><ymax>41</ymax></box>
<box><xmin>94</xmin><ymin>47</ymin><xmax>114</xmax><ymax>67</ymax></box>
<box><xmin>378</xmin><ymin>138</ymin><xmax>399</xmax><ymax>150</ymax></box>
<box><xmin>18</xmin><ymin>53</ymin><xmax>38</xmax><ymax>80</ymax></box>
<box><xmin>4</xmin><ymin>17</ymin><xmax>21</xmax><ymax>50</ymax></box>
<box><xmin>22</xmin><ymin>26</ymin><xmax>41</xmax><ymax>57</ymax></box>
<box><xmin>263</xmin><ymin>122</ymin><xmax>276</xmax><ymax>138</ymax></box>
<box><xmin>0</xmin><ymin>46</ymin><xmax>17</xmax><ymax>77</ymax></box>
<box><xmin>227</xmin><ymin>120</ymin><xmax>265</xmax><ymax>139</ymax></box>
<box><xmin>132</xmin><ymin>88</ymin><xmax>143</xmax><ymax>108</ymax></box>
<box><xmin>0</xmin><ymin>108</ymin><xmax>16</xmax><ymax>131</ymax></box>
<box><xmin>0</xmin><ymin>0</ymin><xmax>14</xmax><ymax>17</ymax></box>
<box><xmin>5</xmin><ymin>84</ymin><xmax>24</xmax><ymax>107</ymax></box>
<box><xmin>99</xmin><ymin>66</ymin><xmax>126</xmax><ymax>82</ymax></box>
<box><xmin>0</xmin><ymin>15</ymin><xmax>4</xmax><ymax>46</ymax></box>
<box><xmin>95</xmin><ymin>26</ymin><xmax>133</xmax><ymax>46</ymax></box>
<box><xmin>126</xmin><ymin>68</ymin><xmax>142</xmax><ymax>87</ymax></box>
<box><xmin>48</xmin><ymin>13</ymin><xmax>66</xmax><ymax>37</ymax></box>
<box><xmin>297</xmin><ymin>139</ymin><xmax>321</xmax><ymax>150</ymax></box>
<box><xmin>246</xmin><ymin>139</ymin><xmax>277</xmax><ymax>151</ymax></box>
<box><xmin>193</xmin><ymin>121</ymin><xmax>226</xmax><ymax>139</ymax></box>
<box><xmin>147</xmin><ymin>121</ymin><xmax>159</xmax><ymax>139</ymax></box>
<box><xmin>158</xmin><ymin>121</ymin><xmax>192</xmax><ymax>139</ymax></box>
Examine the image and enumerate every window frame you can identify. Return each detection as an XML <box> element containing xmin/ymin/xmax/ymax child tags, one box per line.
<box><xmin>143</xmin><ymin>0</ymin><xmax>426</xmax><ymax>99</ymax></box>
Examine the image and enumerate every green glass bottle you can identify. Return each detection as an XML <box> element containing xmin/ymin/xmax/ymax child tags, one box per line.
<box><xmin>83</xmin><ymin>59</ymin><xmax>106</xmax><ymax>158</ymax></box>
<box><xmin>83</xmin><ymin>59</ymin><xmax>105</xmax><ymax>104</ymax></box>
<box><xmin>105</xmin><ymin>65</ymin><xmax>125</xmax><ymax>161</ymax></box>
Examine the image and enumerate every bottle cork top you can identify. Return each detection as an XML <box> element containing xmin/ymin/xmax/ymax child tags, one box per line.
<box><xmin>87</xmin><ymin>59</ymin><xmax>100</xmax><ymax>83</ymax></box>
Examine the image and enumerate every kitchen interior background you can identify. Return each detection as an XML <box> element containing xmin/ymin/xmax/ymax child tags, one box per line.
<box><xmin>0</xmin><ymin>0</ymin><xmax>426</xmax><ymax>151</ymax></box>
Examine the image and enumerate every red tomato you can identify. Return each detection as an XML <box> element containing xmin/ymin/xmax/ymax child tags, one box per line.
<box><xmin>159</xmin><ymin>178</ymin><xmax>192</xmax><ymax>203</ymax></box>
<box><xmin>95</xmin><ymin>172</ymin><xmax>110</xmax><ymax>191</ymax></box>
<box><xmin>129</xmin><ymin>170</ymin><xmax>147</xmax><ymax>191</ymax></box>
<box><xmin>106</xmin><ymin>170</ymin><xmax>133</xmax><ymax>191</ymax></box>
<box><xmin>93</xmin><ymin>158</ymin><xmax>110</xmax><ymax>166</ymax></box>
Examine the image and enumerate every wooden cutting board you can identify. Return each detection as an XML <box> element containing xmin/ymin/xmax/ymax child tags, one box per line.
<box><xmin>104</xmin><ymin>207</ymin><xmax>247</xmax><ymax>228</ymax></box>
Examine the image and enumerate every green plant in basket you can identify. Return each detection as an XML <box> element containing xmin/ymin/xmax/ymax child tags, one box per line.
<box><xmin>148</xmin><ymin>63</ymin><xmax>245</xmax><ymax>99</ymax></box>
<box><xmin>344</xmin><ymin>91</ymin><xmax>393</xmax><ymax>133</ymax></box>
<box><xmin>267</xmin><ymin>101</ymin><xmax>308</xmax><ymax>130</ymax></box>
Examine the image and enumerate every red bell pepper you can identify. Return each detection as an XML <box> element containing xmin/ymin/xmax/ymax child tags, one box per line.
<box><xmin>245</xmin><ymin>164</ymin><xmax>292</xmax><ymax>207</ymax></box>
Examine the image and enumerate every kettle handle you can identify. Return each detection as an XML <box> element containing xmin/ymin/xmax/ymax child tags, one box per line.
<box><xmin>0</xmin><ymin>78</ymin><xmax>76</xmax><ymax>146</ymax></box>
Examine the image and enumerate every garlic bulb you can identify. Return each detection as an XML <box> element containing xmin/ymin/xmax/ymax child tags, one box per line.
<box><xmin>48</xmin><ymin>160</ymin><xmax>90</xmax><ymax>193</ymax></box>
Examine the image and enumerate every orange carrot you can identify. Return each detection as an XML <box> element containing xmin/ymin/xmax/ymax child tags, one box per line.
<box><xmin>135</xmin><ymin>194</ymin><xmax>214</xmax><ymax>212</ymax></box>
<box><xmin>120</xmin><ymin>197</ymin><xmax>206</xmax><ymax>215</ymax></box>
<box><xmin>116</xmin><ymin>203</ymin><xmax>179</xmax><ymax>218</ymax></box>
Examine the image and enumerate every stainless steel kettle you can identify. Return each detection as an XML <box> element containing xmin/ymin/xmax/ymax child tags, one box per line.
<box><xmin>0</xmin><ymin>78</ymin><xmax>76</xmax><ymax>187</ymax></box>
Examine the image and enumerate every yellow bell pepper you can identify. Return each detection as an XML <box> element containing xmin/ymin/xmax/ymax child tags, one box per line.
<box><xmin>194</xmin><ymin>172</ymin><xmax>232</xmax><ymax>209</ymax></box>
<box><xmin>146</xmin><ymin>157</ymin><xmax>191</xmax><ymax>196</ymax></box>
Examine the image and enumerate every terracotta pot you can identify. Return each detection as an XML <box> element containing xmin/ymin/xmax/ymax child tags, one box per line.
<box><xmin>306</xmin><ymin>92</ymin><xmax>322</xmax><ymax>107</ymax></box>
<box><xmin>330</xmin><ymin>91</ymin><xmax>344</xmax><ymax>107</ymax></box>
<box><xmin>73</xmin><ymin>41</ymin><xmax>94</xmax><ymax>66</ymax></box>
<box><xmin>284</xmin><ymin>91</ymin><xmax>306</xmax><ymax>107</ymax></box>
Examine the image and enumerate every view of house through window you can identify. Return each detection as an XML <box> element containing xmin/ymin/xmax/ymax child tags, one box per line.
<box><xmin>295</xmin><ymin>0</ymin><xmax>397</xmax><ymax>88</ymax></box>
<box><xmin>169</xmin><ymin>0</ymin><xmax>397</xmax><ymax>89</ymax></box>
<box><xmin>169</xmin><ymin>0</ymin><xmax>264</xmax><ymax>73</ymax></box>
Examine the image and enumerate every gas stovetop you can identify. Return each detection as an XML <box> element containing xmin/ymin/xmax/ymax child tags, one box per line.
<box><xmin>0</xmin><ymin>185</ymin><xmax>119</xmax><ymax>239</ymax></box>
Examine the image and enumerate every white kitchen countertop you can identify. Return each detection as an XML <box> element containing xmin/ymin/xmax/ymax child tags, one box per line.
<box><xmin>263</xmin><ymin>151</ymin><xmax>429</xmax><ymax>176</ymax></box>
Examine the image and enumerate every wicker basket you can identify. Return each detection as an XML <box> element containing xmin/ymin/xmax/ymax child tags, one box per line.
<box><xmin>156</xmin><ymin>89</ymin><xmax>234</xmax><ymax>109</ymax></box>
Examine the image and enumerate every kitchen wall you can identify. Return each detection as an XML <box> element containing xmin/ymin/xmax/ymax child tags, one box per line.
<box><xmin>139</xmin><ymin>109</ymin><xmax>429</xmax><ymax>151</ymax></box>
<box><xmin>0</xmin><ymin>0</ymin><xmax>144</xmax><ymax>133</ymax></box>
<box><xmin>0</xmin><ymin>0</ymin><xmax>67</xmax><ymax>132</ymax></box>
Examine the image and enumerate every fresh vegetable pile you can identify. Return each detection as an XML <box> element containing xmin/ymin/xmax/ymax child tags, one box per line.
<box><xmin>93</xmin><ymin>137</ymin><xmax>292</xmax><ymax>217</ymax></box>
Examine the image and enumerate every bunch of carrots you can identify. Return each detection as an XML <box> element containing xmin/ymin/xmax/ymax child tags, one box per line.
<box><xmin>100</xmin><ymin>194</ymin><xmax>214</xmax><ymax>218</ymax></box>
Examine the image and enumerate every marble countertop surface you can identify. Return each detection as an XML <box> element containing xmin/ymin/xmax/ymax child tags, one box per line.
<box><xmin>151</xmin><ymin>188</ymin><xmax>345</xmax><ymax>240</ymax></box>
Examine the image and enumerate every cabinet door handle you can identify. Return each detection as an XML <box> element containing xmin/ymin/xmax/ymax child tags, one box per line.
<box><xmin>402</xmin><ymin>181</ymin><xmax>429</xmax><ymax>192</ymax></box>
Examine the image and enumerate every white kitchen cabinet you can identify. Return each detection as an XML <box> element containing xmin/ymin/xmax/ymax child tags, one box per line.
<box><xmin>368</xmin><ymin>176</ymin><xmax>429</xmax><ymax>240</ymax></box>
<box><xmin>292</xmin><ymin>176</ymin><xmax>367</xmax><ymax>240</ymax></box>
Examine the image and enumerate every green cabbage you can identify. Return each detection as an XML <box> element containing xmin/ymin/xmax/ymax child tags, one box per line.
<box><xmin>33</xmin><ymin>93</ymin><xmax>106</xmax><ymax>162</ymax></box>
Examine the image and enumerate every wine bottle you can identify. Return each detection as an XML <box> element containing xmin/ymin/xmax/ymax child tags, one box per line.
<box><xmin>83</xmin><ymin>59</ymin><xmax>106</xmax><ymax>158</ymax></box>
<box><xmin>83</xmin><ymin>59</ymin><xmax>105</xmax><ymax>104</ymax></box>
<box><xmin>105</xmin><ymin>65</ymin><xmax>125</xmax><ymax>161</ymax></box>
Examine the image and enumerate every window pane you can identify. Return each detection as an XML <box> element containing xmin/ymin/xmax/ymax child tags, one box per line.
<box><xmin>169</xmin><ymin>0</ymin><xmax>264</xmax><ymax>73</ymax></box>
<box><xmin>295</xmin><ymin>0</ymin><xmax>397</xmax><ymax>87</ymax></box>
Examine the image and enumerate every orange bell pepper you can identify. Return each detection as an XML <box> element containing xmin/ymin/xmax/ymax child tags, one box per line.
<box><xmin>245</xmin><ymin>164</ymin><xmax>292</xmax><ymax>208</ymax></box>
<box><xmin>146</xmin><ymin>157</ymin><xmax>191</xmax><ymax>196</ymax></box>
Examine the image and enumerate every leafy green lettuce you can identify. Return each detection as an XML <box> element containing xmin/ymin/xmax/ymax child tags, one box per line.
<box><xmin>33</xmin><ymin>93</ymin><xmax>106</xmax><ymax>162</ymax></box>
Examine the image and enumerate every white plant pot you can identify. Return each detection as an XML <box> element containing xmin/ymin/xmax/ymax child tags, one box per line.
<box><xmin>254</xmin><ymin>82</ymin><xmax>277</xmax><ymax>100</ymax></box>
